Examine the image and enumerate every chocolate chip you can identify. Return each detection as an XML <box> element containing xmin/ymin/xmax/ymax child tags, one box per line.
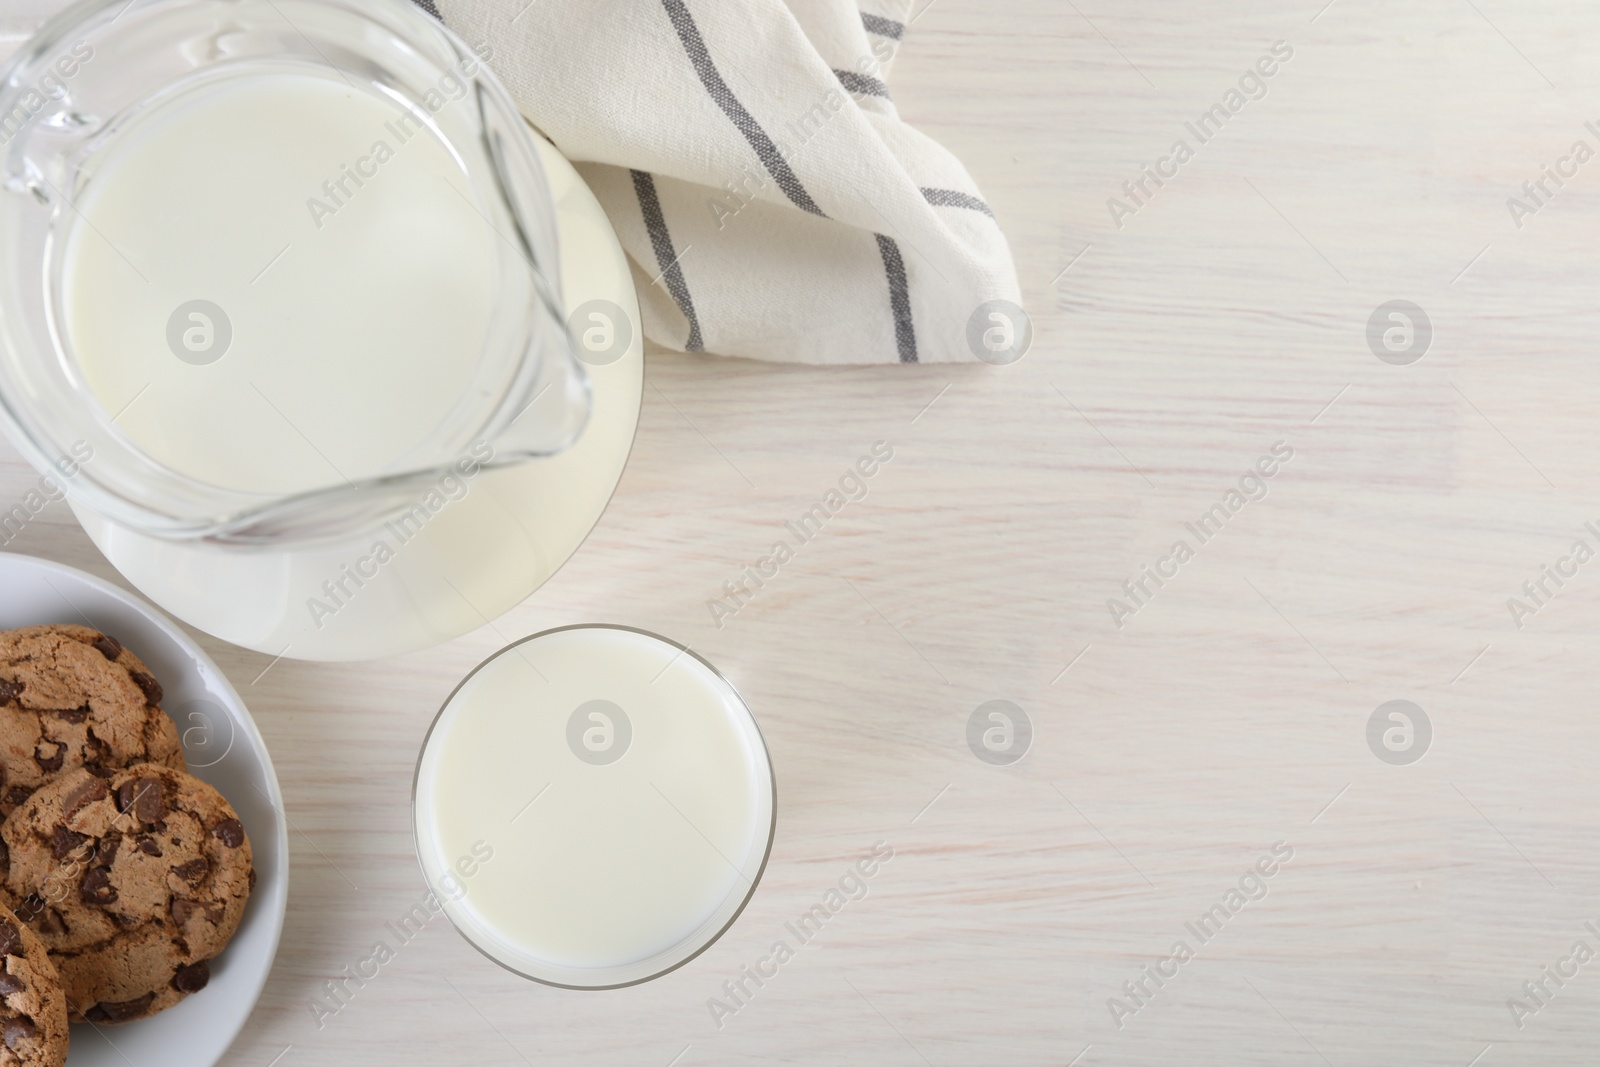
<box><xmin>115</xmin><ymin>779</ymin><xmax>159</xmax><ymax>821</ymax></box>
<box><xmin>129</xmin><ymin>669</ymin><xmax>163</xmax><ymax>706</ymax></box>
<box><xmin>36</xmin><ymin>910</ymin><xmax>65</xmax><ymax>937</ymax></box>
<box><xmin>2</xmin><ymin>788</ymin><xmax>28</xmax><ymax>808</ymax></box>
<box><xmin>137</xmin><ymin>782</ymin><xmax>164</xmax><ymax>823</ymax></box>
<box><xmin>136</xmin><ymin>838</ymin><xmax>161</xmax><ymax>857</ymax></box>
<box><xmin>172</xmin><ymin>858</ymin><xmax>207</xmax><ymax>884</ymax></box>
<box><xmin>49</xmin><ymin>824</ymin><xmax>86</xmax><ymax>861</ymax></box>
<box><xmin>170</xmin><ymin>897</ymin><xmax>222</xmax><ymax>927</ymax></box>
<box><xmin>94</xmin><ymin>834</ymin><xmax>120</xmax><ymax>867</ymax></box>
<box><xmin>52</xmin><ymin>705</ymin><xmax>88</xmax><ymax>724</ymax></box>
<box><xmin>65</xmin><ymin>775</ymin><xmax>108</xmax><ymax>814</ymax></box>
<box><xmin>0</xmin><ymin>921</ymin><xmax>19</xmax><ymax>958</ymax></box>
<box><xmin>212</xmin><ymin>818</ymin><xmax>245</xmax><ymax>848</ymax></box>
<box><xmin>0</xmin><ymin>680</ymin><xmax>20</xmax><ymax>705</ymax></box>
<box><xmin>32</xmin><ymin>740</ymin><xmax>63</xmax><ymax>773</ymax></box>
<box><xmin>0</xmin><ymin>838</ymin><xmax>9</xmax><ymax>873</ymax></box>
<box><xmin>80</xmin><ymin>866</ymin><xmax>117</xmax><ymax>905</ymax></box>
<box><xmin>14</xmin><ymin>897</ymin><xmax>43</xmax><ymax>925</ymax></box>
<box><xmin>2</xmin><ymin>1018</ymin><xmax>34</xmax><ymax>1049</ymax></box>
<box><xmin>91</xmin><ymin>634</ymin><xmax>122</xmax><ymax>661</ymax></box>
<box><xmin>0</xmin><ymin>971</ymin><xmax>24</xmax><ymax>996</ymax></box>
<box><xmin>85</xmin><ymin>993</ymin><xmax>152</xmax><ymax>1023</ymax></box>
<box><xmin>171</xmin><ymin>960</ymin><xmax>209</xmax><ymax>994</ymax></box>
<box><xmin>117</xmin><ymin>778</ymin><xmax>163</xmax><ymax>825</ymax></box>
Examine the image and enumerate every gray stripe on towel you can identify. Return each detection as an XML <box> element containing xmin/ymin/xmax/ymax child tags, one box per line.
<box><xmin>861</xmin><ymin>13</ymin><xmax>905</xmax><ymax>40</ymax></box>
<box><xmin>834</xmin><ymin>69</ymin><xmax>891</xmax><ymax>99</ymax></box>
<box><xmin>661</xmin><ymin>0</ymin><xmax>826</xmax><ymax>217</ymax></box>
<box><xmin>920</xmin><ymin>187</ymin><xmax>994</xmax><ymax>217</ymax></box>
<box><xmin>874</xmin><ymin>234</ymin><xmax>918</xmax><ymax>363</ymax></box>
<box><xmin>631</xmin><ymin>169</ymin><xmax>705</xmax><ymax>352</ymax></box>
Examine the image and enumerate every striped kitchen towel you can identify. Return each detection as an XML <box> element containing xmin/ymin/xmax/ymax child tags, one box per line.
<box><xmin>425</xmin><ymin>0</ymin><xmax>1022</xmax><ymax>364</ymax></box>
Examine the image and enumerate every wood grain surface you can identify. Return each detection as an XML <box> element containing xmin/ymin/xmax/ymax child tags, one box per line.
<box><xmin>7</xmin><ymin>1</ymin><xmax>1600</xmax><ymax>1064</ymax></box>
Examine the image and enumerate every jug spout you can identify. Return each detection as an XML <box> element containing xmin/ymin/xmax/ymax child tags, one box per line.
<box><xmin>481</xmin><ymin>291</ymin><xmax>591</xmax><ymax>462</ymax></box>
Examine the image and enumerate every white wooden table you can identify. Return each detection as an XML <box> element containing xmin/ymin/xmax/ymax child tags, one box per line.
<box><xmin>7</xmin><ymin>1</ymin><xmax>1600</xmax><ymax>1064</ymax></box>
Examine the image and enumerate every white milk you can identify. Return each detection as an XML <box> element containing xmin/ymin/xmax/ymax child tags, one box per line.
<box><xmin>60</xmin><ymin>69</ymin><xmax>496</xmax><ymax>495</ymax></box>
<box><xmin>413</xmin><ymin>627</ymin><xmax>774</xmax><ymax>987</ymax></box>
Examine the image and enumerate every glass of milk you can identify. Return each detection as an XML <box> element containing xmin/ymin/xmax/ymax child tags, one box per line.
<box><xmin>414</xmin><ymin>626</ymin><xmax>777</xmax><ymax>988</ymax></box>
<box><xmin>0</xmin><ymin>0</ymin><xmax>588</xmax><ymax>544</ymax></box>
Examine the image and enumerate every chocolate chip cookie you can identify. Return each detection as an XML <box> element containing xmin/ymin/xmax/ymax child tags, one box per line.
<box><xmin>0</xmin><ymin>625</ymin><xmax>184</xmax><ymax>819</ymax></box>
<box><xmin>1</xmin><ymin>764</ymin><xmax>253</xmax><ymax>1023</ymax></box>
<box><xmin>0</xmin><ymin>906</ymin><xmax>67</xmax><ymax>1066</ymax></box>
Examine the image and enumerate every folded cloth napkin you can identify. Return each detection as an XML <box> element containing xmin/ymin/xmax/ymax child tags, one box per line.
<box><xmin>426</xmin><ymin>0</ymin><xmax>1022</xmax><ymax>363</ymax></box>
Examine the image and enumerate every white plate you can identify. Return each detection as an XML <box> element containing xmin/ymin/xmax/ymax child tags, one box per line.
<box><xmin>0</xmin><ymin>552</ymin><xmax>287</xmax><ymax>1066</ymax></box>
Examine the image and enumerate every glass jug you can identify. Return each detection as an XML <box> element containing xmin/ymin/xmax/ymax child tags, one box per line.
<box><xmin>0</xmin><ymin>0</ymin><xmax>588</xmax><ymax>546</ymax></box>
